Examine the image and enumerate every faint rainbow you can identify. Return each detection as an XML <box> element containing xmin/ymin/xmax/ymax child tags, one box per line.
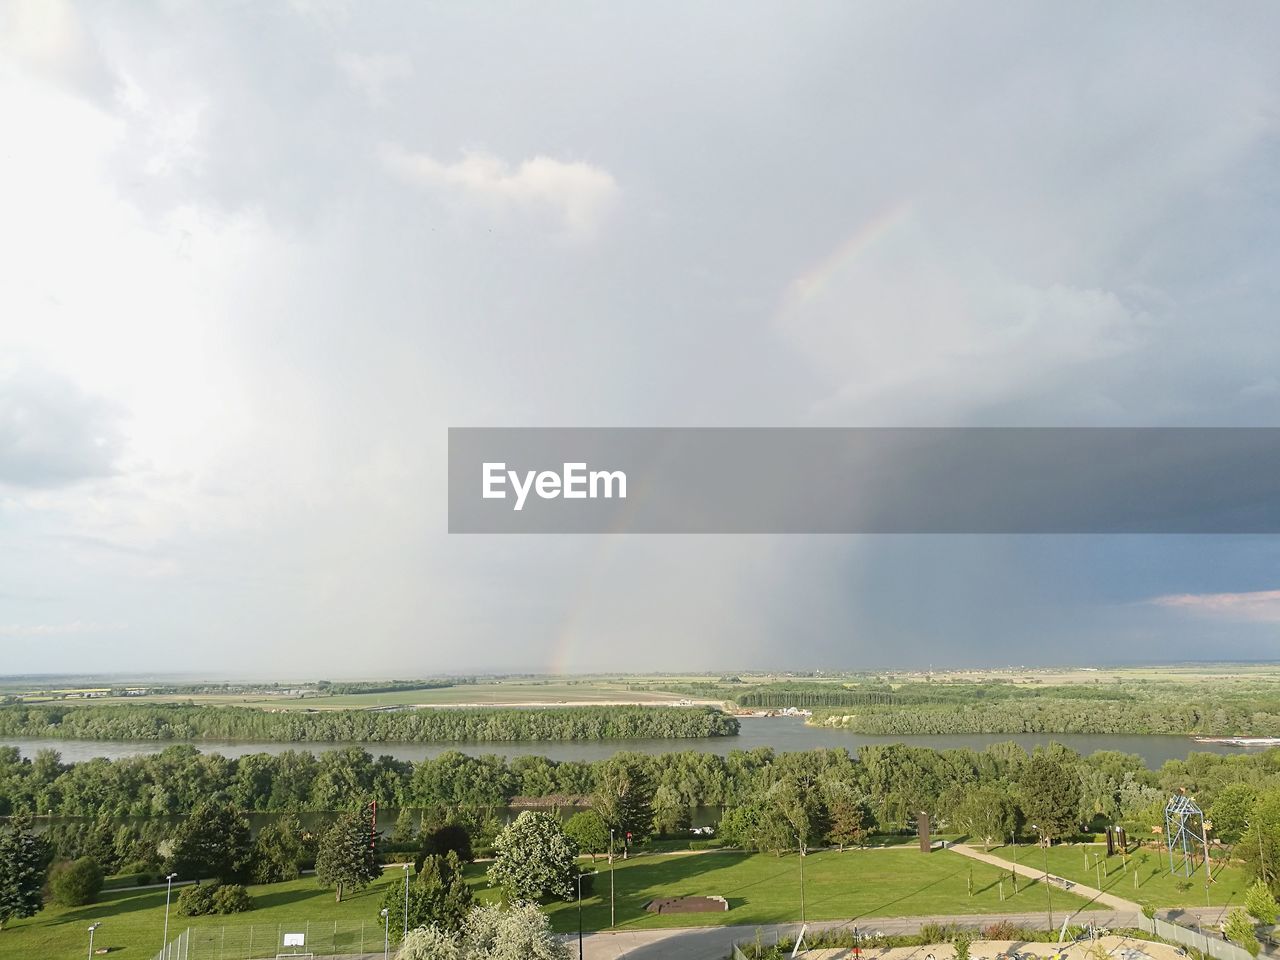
<box><xmin>781</xmin><ymin>199</ymin><xmax>916</xmax><ymax>313</ymax></box>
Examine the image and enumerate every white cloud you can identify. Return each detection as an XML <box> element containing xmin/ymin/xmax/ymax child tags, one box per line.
<box><xmin>1150</xmin><ymin>590</ymin><xmax>1280</xmax><ymax>622</ymax></box>
<box><xmin>380</xmin><ymin>145</ymin><xmax>619</xmax><ymax>236</ymax></box>
<box><xmin>0</xmin><ymin>620</ymin><xmax>123</xmax><ymax>638</ymax></box>
<box><xmin>0</xmin><ymin>0</ymin><xmax>114</xmax><ymax>102</ymax></box>
<box><xmin>777</xmin><ymin>211</ymin><xmax>1153</xmax><ymax>425</ymax></box>
<box><xmin>336</xmin><ymin>51</ymin><xmax>412</xmax><ymax>106</ymax></box>
<box><xmin>0</xmin><ymin>367</ymin><xmax>123</xmax><ymax>488</ymax></box>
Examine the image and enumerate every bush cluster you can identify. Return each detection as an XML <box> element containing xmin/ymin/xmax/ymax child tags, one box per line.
<box><xmin>49</xmin><ymin>857</ymin><xmax>104</xmax><ymax>906</ymax></box>
<box><xmin>176</xmin><ymin>882</ymin><xmax>254</xmax><ymax>916</ymax></box>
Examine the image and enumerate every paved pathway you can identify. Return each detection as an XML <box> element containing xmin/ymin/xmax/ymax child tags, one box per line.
<box><xmin>577</xmin><ymin>911</ymin><xmax>1154</xmax><ymax>960</ymax></box>
<box><xmin>947</xmin><ymin>844</ymin><xmax>1140</xmax><ymax>913</ymax></box>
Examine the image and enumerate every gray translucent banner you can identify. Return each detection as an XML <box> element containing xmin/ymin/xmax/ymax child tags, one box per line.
<box><xmin>448</xmin><ymin>428</ymin><xmax>1280</xmax><ymax>533</ymax></box>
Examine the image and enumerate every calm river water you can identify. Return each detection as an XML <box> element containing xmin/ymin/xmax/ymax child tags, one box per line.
<box><xmin>2</xmin><ymin>717</ymin><xmax>1274</xmax><ymax>768</ymax></box>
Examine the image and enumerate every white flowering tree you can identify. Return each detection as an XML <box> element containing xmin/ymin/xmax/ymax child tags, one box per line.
<box><xmin>396</xmin><ymin>926</ymin><xmax>461</xmax><ymax>960</ymax></box>
<box><xmin>395</xmin><ymin>902</ymin><xmax>568</xmax><ymax>960</ymax></box>
<box><xmin>486</xmin><ymin>811</ymin><xmax>577</xmax><ymax>902</ymax></box>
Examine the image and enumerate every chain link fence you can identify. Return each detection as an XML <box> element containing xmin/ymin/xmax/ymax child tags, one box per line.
<box><xmin>152</xmin><ymin>921</ymin><xmax>392</xmax><ymax>960</ymax></box>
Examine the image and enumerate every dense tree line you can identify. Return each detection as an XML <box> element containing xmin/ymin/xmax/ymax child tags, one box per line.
<box><xmin>811</xmin><ymin>699</ymin><xmax>1280</xmax><ymax>736</ymax></box>
<box><xmin>0</xmin><ymin>703</ymin><xmax>738</xmax><ymax>743</ymax></box>
<box><xmin>6</xmin><ymin>739</ymin><xmax>1280</xmax><ymax>843</ymax></box>
<box><xmin>734</xmin><ymin>686</ymin><xmax>936</xmax><ymax>708</ymax></box>
<box><xmin>314</xmin><ymin>679</ymin><xmax>461</xmax><ymax>695</ymax></box>
<box><xmin>8</xmin><ymin>742</ymin><xmax>1280</xmax><ymax>913</ymax></box>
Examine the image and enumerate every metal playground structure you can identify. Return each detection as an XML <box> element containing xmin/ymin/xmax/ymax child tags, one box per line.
<box><xmin>1163</xmin><ymin>789</ymin><xmax>1212</xmax><ymax>878</ymax></box>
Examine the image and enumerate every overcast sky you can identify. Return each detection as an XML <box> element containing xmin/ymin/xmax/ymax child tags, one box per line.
<box><xmin>2</xmin><ymin>1</ymin><xmax>1280</xmax><ymax>677</ymax></box>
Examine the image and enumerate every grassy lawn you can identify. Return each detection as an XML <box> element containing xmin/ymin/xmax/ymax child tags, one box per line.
<box><xmin>544</xmin><ymin>848</ymin><xmax>1104</xmax><ymax>933</ymax></box>
<box><xmin>1</xmin><ymin>849</ymin><xmax>1100</xmax><ymax>958</ymax></box>
<box><xmin>986</xmin><ymin>843</ymin><xmax>1251</xmax><ymax>908</ymax></box>
<box><xmin>0</xmin><ymin>869</ymin><xmax>412</xmax><ymax>960</ymax></box>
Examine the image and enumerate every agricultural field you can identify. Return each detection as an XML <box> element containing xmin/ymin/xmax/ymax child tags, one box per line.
<box><xmin>0</xmin><ymin>676</ymin><xmax>727</xmax><ymax>710</ymax></box>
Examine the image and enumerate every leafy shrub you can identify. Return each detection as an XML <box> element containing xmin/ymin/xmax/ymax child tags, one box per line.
<box><xmin>177</xmin><ymin>882</ymin><xmax>254</xmax><ymax>916</ymax></box>
<box><xmin>981</xmin><ymin>920</ymin><xmax>1025</xmax><ymax>940</ymax></box>
<box><xmin>177</xmin><ymin>883</ymin><xmax>216</xmax><ymax>916</ymax></box>
<box><xmin>918</xmin><ymin>922</ymin><xmax>962</xmax><ymax>944</ymax></box>
<box><xmin>50</xmin><ymin>858</ymin><xmax>105</xmax><ymax>906</ymax></box>
<box><xmin>211</xmin><ymin>884</ymin><xmax>253</xmax><ymax>914</ymax></box>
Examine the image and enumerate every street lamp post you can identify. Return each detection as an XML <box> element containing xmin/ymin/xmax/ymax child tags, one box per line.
<box><xmin>88</xmin><ymin>922</ymin><xmax>101</xmax><ymax>959</ymax></box>
<box><xmin>798</xmin><ymin>842</ymin><xmax>807</xmax><ymax>924</ymax></box>
<box><xmin>380</xmin><ymin>907</ymin><xmax>389</xmax><ymax>960</ymax></box>
<box><xmin>1031</xmin><ymin>825</ymin><xmax>1054</xmax><ymax>933</ymax></box>
<box><xmin>577</xmin><ymin>871</ymin><xmax>598</xmax><ymax>960</ymax></box>
<box><xmin>609</xmin><ymin>828</ymin><xmax>615</xmax><ymax>927</ymax></box>
<box><xmin>162</xmin><ymin>873</ymin><xmax>178</xmax><ymax>955</ymax></box>
<box><xmin>402</xmin><ymin>863</ymin><xmax>411</xmax><ymax>940</ymax></box>
<box><xmin>1010</xmin><ymin>832</ymin><xmax>1019</xmax><ymax>893</ymax></box>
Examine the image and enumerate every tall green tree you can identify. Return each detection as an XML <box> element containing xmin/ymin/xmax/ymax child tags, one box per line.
<box><xmin>486</xmin><ymin>811</ymin><xmax>577</xmax><ymax>902</ymax></box>
<box><xmin>825</xmin><ymin>788</ymin><xmax>874</xmax><ymax>851</ymax></box>
<box><xmin>1245</xmin><ymin>878</ymin><xmax>1279</xmax><ymax>925</ymax></box>
<box><xmin>1239</xmin><ymin>791</ymin><xmax>1280</xmax><ymax>895</ymax></box>
<box><xmin>1019</xmin><ymin>754</ymin><xmax>1081</xmax><ymax>844</ymax></box>
<box><xmin>651</xmin><ymin>784</ymin><xmax>691</xmax><ymax>836</ymax></box>
<box><xmin>316</xmin><ymin>807</ymin><xmax>381</xmax><ymax>902</ymax></box>
<box><xmin>251</xmin><ymin>815</ymin><xmax>310</xmax><ymax>884</ymax></box>
<box><xmin>953</xmin><ymin>786</ymin><xmax>1016</xmax><ymax>851</ymax></box>
<box><xmin>767</xmin><ymin>778</ymin><xmax>826</xmax><ymax>855</ymax></box>
<box><xmin>165</xmin><ymin>799</ymin><xmax>253</xmax><ymax>882</ymax></box>
<box><xmin>0</xmin><ymin>817</ymin><xmax>50</xmax><ymax>931</ymax></box>
<box><xmin>415</xmin><ymin>824</ymin><xmax>473</xmax><ymax>873</ymax></box>
<box><xmin>382</xmin><ymin>852</ymin><xmax>474</xmax><ymax>937</ymax></box>
<box><xmin>563</xmin><ymin>811</ymin><xmax>610</xmax><ymax>861</ymax></box>
<box><xmin>1209</xmin><ymin>783</ymin><xmax>1258</xmax><ymax>845</ymax></box>
<box><xmin>591</xmin><ymin>756</ymin><xmax>654</xmax><ymax>845</ymax></box>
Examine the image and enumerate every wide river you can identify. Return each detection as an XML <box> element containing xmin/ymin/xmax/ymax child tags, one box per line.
<box><xmin>2</xmin><ymin>717</ymin><xmax>1275</xmax><ymax>768</ymax></box>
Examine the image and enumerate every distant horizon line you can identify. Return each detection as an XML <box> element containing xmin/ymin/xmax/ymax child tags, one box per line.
<box><xmin>4</xmin><ymin>659</ymin><xmax>1280</xmax><ymax>685</ymax></box>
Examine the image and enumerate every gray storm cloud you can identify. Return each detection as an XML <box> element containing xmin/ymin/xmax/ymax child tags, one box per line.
<box><xmin>1</xmin><ymin>2</ymin><xmax>1279</xmax><ymax>673</ymax></box>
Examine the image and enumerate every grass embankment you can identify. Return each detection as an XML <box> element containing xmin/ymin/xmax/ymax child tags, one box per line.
<box><xmin>1</xmin><ymin>849</ymin><xmax>1096</xmax><ymax>959</ymax></box>
<box><xmin>987</xmin><ymin>843</ymin><xmax>1251</xmax><ymax>908</ymax></box>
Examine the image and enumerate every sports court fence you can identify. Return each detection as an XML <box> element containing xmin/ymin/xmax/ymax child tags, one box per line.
<box><xmin>151</xmin><ymin>921</ymin><xmax>392</xmax><ymax>960</ymax></box>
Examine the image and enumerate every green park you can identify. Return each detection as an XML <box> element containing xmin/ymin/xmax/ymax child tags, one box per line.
<box><xmin>1</xmin><ymin>847</ymin><xmax>1106</xmax><ymax>960</ymax></box>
